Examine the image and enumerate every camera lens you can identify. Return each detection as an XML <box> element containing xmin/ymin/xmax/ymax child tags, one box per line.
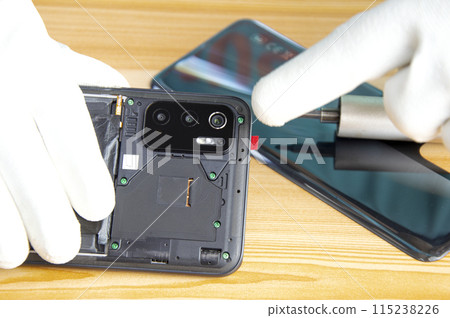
<box><xmin>157</xmin><ymin>113</ymin><xmax>166</xmax><ymax>121</ymax></box>
<box><xmin>181</xmin><ymin>111</ymin><xmax>198</xmax><ymax>127</ymax></box>
<box><xmin>153</xmin><ymin>108</ymin><xmax>170</xmax><ymax>125</ymax></box>
<box><xmin>209</xmin><ymin>112</ymin><xmax>227</xmax><ymax>129</ymax></box>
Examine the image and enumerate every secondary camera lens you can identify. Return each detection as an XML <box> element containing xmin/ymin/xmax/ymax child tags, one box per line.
<box><xmin>209</xmin><ymin>112</ymin><xmax>227</xmax><ymax>129</ymax></box>
<box><xmin>157</xmin><ymin>113</ymin><xmax>166</xmax><ymax>121</ymax></box>
<box><xmin>153</xmin><ymin>108</ymin><xmax>170</xmax><ymax>125</ymax></box>
<box><xmin>181</xmin><ymin>111</ymin><xmax>198</xmax><ymax>127</ymax></box>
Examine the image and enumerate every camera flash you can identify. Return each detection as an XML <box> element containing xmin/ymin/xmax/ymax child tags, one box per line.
<box><xmin>196</xmin><ymin>137</ymin><xmax>225</xmax><ymax>146</ymax></box>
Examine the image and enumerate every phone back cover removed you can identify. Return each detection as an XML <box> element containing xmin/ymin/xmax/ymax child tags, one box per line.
<box><xmin>26</xmin><ymin>88</ymin><xmax>251</xmax><ymax>275</ymax></box>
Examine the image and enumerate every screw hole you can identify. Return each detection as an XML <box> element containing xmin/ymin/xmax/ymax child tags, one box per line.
<box><xmin>237</xmin><ymin>189</ymin><xmax>241</xmax><ymax>193</ymax></box>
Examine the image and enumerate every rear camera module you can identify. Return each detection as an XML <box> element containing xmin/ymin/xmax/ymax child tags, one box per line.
<box><xmin>181</xmin><ymin>111</ymin><xmax>199</xmax><ymax>127</ymax></box>
<box><xmin>153</xmin><ymin>108</ymin><xmax>170</xmax><ymax>125</ymax></box>
<box><xmin>209</xmin><ymin>112</ymin><xmax>227</xmax><ymax>129</ymax></box>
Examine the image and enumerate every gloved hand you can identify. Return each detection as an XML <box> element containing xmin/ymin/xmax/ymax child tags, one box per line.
<box><xmin>0</xmin><ymin>0</ymin><xmax>129</xmax><ymax>269</ymax></box>
<box><xmin>252</xmin><ymin>0</ymin><xmax>450</xmax><ymax>149</ymax></box>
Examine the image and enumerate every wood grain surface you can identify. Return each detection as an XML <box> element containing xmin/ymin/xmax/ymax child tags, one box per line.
<box><xmin>1</xmin><ymin>0</ymin><xmax>449</xmax><ymax>299</ymax></box>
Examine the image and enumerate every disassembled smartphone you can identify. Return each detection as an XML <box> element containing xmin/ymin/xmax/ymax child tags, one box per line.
<box><xmin>151</xmin><ymin>19</ymin><xmax>450</xmax><ymax>261</ymax></box>
<box><xmin>26</xmin><ymin>87</ymin><xmax>251</xmax><ymax>275</ymax></box>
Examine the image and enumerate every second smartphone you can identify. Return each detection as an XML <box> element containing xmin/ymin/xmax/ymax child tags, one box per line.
<box><xmin>151</xmin><ymin>19</ymin><xmax>450</xmax><ymax>261</ymax></box>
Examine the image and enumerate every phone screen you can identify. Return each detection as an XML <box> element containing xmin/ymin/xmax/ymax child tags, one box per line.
<box><xmin>152</xmin><ymin>19</ymin><xmax>450</xmax><ymax>261</ymax></box>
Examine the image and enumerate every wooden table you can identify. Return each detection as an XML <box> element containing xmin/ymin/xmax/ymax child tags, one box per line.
<box><xmin>1</xmin><ymin>0</ymin><xmax>450</xmax><ymax>299</ymax></box>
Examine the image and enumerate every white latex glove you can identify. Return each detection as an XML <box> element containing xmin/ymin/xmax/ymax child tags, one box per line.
<box><xmin>252</xmin><ymin>0</ymin><xmax>450</xmax><ymax>149</ymax></box>
<box><xmin>0</xmin><ymin>0</ymin><xmax>129</xmax><ymax>269</ymax></box>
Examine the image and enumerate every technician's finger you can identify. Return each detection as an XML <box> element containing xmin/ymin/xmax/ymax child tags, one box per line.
<box><xmin>442</xmin><ymin>120</ymin><xmax>450</xmax><ymax>151</ymax></box>
<box><xmin>31</xmin><ymin>78</ymin><xmax>115</xmax><ymax>222</ymax></box>
<box><xmin>0</xmin><ymin>176</ymin><xmax>29</xmax><ymax>269</ymax></box>
<box><xmin>55</xmin><ymin>40</ymin><xmax>130</xmax><ymax>88</ymax></box>
<box><xmin>384</xmin><ymin>61</ymin><xmax>450</xmax><ymax>143</ymax></box>
<box><xmin>252</xmin><ymin>0</ymin><xmax>417</xmax><ymax>126</ymax></box>
<box><xmin>0</xmin><ymin>114</ymin><xmax>80</xmax><ymax>264</ymax></box>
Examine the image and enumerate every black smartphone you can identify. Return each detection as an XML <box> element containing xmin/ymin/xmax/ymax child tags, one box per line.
<box><xmin>26</xmin><ymin>87</ymin><xmax>251</xmax><ymax>275</ymax></box>
<box><xmin>151</xmin><ymin>19</ymin><xmax>450</xmax><ymax>261</ymax></box>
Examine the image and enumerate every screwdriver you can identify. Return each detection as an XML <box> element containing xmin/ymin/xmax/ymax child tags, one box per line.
<box><xmin>302</xmin><ymin>95</ymin><xmax>412</xmax><ymax>141</ymax></box>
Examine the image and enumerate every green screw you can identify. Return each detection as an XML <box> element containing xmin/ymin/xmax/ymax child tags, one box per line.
<box><xmin>120</xmin><ymin>177</ymin><xmax>128</xmax><ymax>185</ymax></box>
<box><xmin>237</xmin><ymin>116</ymin><xmax>245</xmax><ymax>124</ymax></box>
<box><xmin>127</xmin><ymin>98</ymin><xmax>134</xmax><ymax>106</ymax></box>
<box><xmin>213</xmin><ymin>221</ymin><xmax>221</xmax><ymax>229</ymax></box>
<box><xmin>209</xmin><ymin>172</ymin><xmax>217</xmax><ymax>180</ymax></box>
<box><xmin>222</xmin><ymin>252</ymin><xmax>230</xmax><ymax>260</ymax></box>
<box><xmin>111</xmin><ymin>242</ymin><xmax>119</xmax><ymax>250</ymax></box>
